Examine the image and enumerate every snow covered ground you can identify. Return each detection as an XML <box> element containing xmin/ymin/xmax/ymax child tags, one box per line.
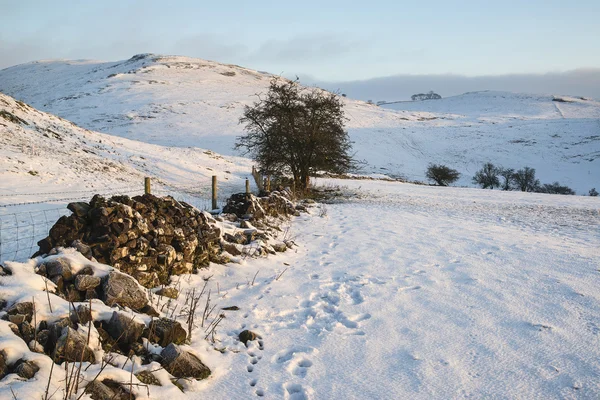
<box><xmin>1</xmin><ymin>55</ymin><xmax>598</xmax><ymax>192</ymax></box>
<box><xmin>2</xmin><ymin>161</ymin><xmax>599</xmax><ymax>398</ymax></box>
<box><xmin>3</xmin><ymin>177</ymin><xmax>599</xmax><ymax>399</ymax></box>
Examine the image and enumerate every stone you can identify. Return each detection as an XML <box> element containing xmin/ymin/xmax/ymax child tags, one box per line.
<box><xmin>72</xmin><ymin>240</ymin><xmax>93</xmax><ymax>260</ymax></box>
<box><xmin>70</xmin><ymin>305</ymin><xmax>93</xmax><ymax>325</ymax></box>
<box><xmin>67</xmin><ymin>202</ymin><xmax>91</xmax><ymax>218</ymax></box>
<box><xmin>75</xmin><ymin>275</ymin><xmax>101</xmax><ymax>291</ymax></box>
<box><xmin>6</xmin><ymin>302</ymin><xmax>34</xmax><ymax>323</ymax></box>
<box><xmin>53</xmin><ymin>327</ymin><xmax>95</xmax><ymax>363</ymax></box>
<box><xmin>0</xmin><ymin>351</ymin><xmax>7</xmax><ymax>379</ymax></box>
<box><xmin>135</xmin><ymin>370</ymin><xmax>162</xmax><ymax>386</ymax></box>
<box><xmin>148</xmin><ymin>318</ymin><xmax>187</xmax><ymax>347</ymax></box>
<box><xmin>221</xmin><ymin>241</ymin><xmax>242</xmax><ymax>256</ymax></box>
<box><xmin>105</xmin><ymin>311</ymin><xmax>145</xmax><ymax>346</ymax></box>
<box><xmin>28</xmin><ymin>340</ymin><xmax>45</xmax><ymax>353</ymax></box>
<box><xmin>13</xmin><ymin>359</ymin><xmax>40</xmax><ymax>379</ymax></box>
<box><xmin>239</xmin><ymin>330</ymin><xmax>259</xmax><ymax>346</ymax></box>
<box><xmin>160</xmin><ymin>343</ymin><xmax>211</xmax><ymax>380</ymax></box>
<box><xmin>156</xmin><ymin>287</ymin><xmax>179</xmax><ymax>299</ymax></box>
<box><xmin>85</xmin><ymin>380</ymin><xmax>131</xmax><ymax>400</ymax></box>
<box><xmin>77</xmin><ymin>265</ymin><xmax>95</xmax><ymax>276</ymax></box>
<box><xmin>45</xmin><ymin>258</ymin><xmax>73</xmax><ymax>280</ymax></box>
<box><xmin>272</xmin><ymin>242</ymin><xmax>288</xmax><ymax>252</ymax></box>
<box><xmin>103</xmin><ymin>271</ymin><xmax>148</xmax><ymax>311</ymax></box>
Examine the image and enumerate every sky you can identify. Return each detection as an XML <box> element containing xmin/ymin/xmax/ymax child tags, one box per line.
<box><xmin>1</xmin><ymin>1</ymin><xmax>599</xmax><ymax>99</ymax></box>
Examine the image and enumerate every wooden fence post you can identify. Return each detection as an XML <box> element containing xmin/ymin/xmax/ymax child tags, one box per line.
<box><xmin>245</xmin><ymin>178</ymin><xmax>250</xmax><ymax>199</ymax></box>
<box><xmin>266</xmin><ymin>176</ymin><xmax>271</xmax><ymax>192</ymax></box>
<box><xmin>144</xmin><ymin>177</ymin><xmax>151</xmax><ymax>195</ymax></box>
<box><xmin>212</xmin><ymin>175</ymin><xmax>218</xmax><ymax>210</ymax></box>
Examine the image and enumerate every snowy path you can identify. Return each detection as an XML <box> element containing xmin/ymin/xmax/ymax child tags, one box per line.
<box><xmin>198</xmin><ymin>181</ymin><xmax>600</xmax><ymax>399</ymax></box>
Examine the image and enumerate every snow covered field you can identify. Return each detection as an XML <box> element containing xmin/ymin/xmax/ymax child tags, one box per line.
<box><xmin>2</xmin><ymin>178</ymin><xmax>598</xmax><ymax>399</ymax></box>
<box><xmin>184</xmin><ymin>178</ymin><xmax>600</xmax><ymax>399</ymax></box>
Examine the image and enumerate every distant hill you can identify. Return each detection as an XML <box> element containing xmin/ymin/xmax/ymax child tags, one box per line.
<box><xmin>1</xmin><ymin>54</ymin><xmax>599</xmax><ymax>193</ymax></box>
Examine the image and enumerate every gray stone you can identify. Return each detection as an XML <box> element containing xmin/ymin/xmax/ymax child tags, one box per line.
<box><xmin>71</xmin><ymin>240</ymin><xmax>93</xmax><ymax>259</ymax></box>
<box><xmin>103</xmin><ymin>271</ymin><xmax>148</xmax><ymax>310</ymax></box>
<box><xmin>148</xmin><ymin>318</ymin><xmax>187</xmax><ymax>347</ymax></box>
<box><xmin>70</xmin><ymin>305</ymin><xmax>93</xmax><ymax>325</ymax></box>
<box><xmin>14</xmin><ymin>359</ymin><xmax>39</xmax><ymax>379</ymax></box>
<box><xmin>85</xmin><ymin>380</ymin><xmax>131</xmax><ymax>400</ymax></box>
<box><xmin>160</xmin><ymin>343</ymin><xmax>211</xmax><ymax>380</ymax></box>
<box><xmin>106</xmin><ymin>311</ymin><xmax>145</xmax><ymax>346</ymax></box>
<box><xmin>75</xmin><ymin>275</ymin><xmax>101</xmax><ymax>291</ymax></box>
<box><xmin>67</xmin><ymin>202</ymin><xmax>91</xmax><ymax>217</ymax></box>
<box><xmin>45</xmin><ymin>258</ymin><xmax>73</xmax><ymax>280</ymax></box>
<box><xmin>53</xmin><ymin>327</ymin><xmax>95</xmax><ymax>363</ymax></box>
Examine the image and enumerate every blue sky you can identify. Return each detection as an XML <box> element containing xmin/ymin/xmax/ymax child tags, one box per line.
<box><xmin>1</xmin><ymin>1</ymin><xmax>599</xmax><ymax>98</ymax></box>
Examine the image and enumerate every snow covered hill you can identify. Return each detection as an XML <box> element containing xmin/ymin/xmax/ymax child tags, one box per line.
<box><xmin>1</xmin><ymin>54</ymin><xmax>599</xmax><ymax>193</ymax></box>
<box><xmin>0</xmin><ymin>91</ymin><xmax>253</xmax><ymax>211</ymax></box>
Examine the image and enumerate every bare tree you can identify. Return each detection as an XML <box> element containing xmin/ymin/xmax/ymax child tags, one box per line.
<box><xmin>512</xmin><ymin>167</ymin><xmax>540</xmax><ymax>192</ymax></box>
<box><xmin>236</xmin><ymin>78</ymin><xmax>355</xmax><ymax>191</ymax></box>
<box><xmin>472</xmin><ymin>162</ymin><xmax>500</xmax><ymax>189</ymax></box>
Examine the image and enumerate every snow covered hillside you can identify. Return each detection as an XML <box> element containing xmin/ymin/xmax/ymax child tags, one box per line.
<box><xmin>0</xmin><ymin>91</ymin><xmax>253</xmax><ymax>212</ymax></box>
<box><xmin>1</xmin><ymin>54</ymin><xmax>598</xmax><ymax>193</ymax></box>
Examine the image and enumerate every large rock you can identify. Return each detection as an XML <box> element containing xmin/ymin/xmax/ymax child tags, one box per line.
<box><xmin>85</xmin><ymin>380</ymin><xmax>132</xmax><ymax>400</ymax></box>
<box><xmin>44</xmin><ymin>258</ymin><xmax>73</xmax><ymax>281</ymax></box>
<box><xmin>53</xmin><ymin>327</ymin><xmax>95</xmax><ymax>363</ymax></box>
<box><xmin>6</xmin><ymin>302</ymin><xmax>34</xmax><ymax>323</ymax></box>
<box><xmin>148</xmin><ymin>318</ymin><xmax>187</xmax><ymax>347</ymax></box>
<box><xmin>103</xmin><ymin>271</ymin><xmax>148</xmax><ymax>310</ymax></box>
<box><xmin>160</xmin><ymin>343</ymin><xmax>210</xmax><ymax>380</ymax></box>
<box><xmin>13</xmin><ymin>359</ymin><xmax>39</xmax><ymax>379</ymax></box>
<box><xmin>105</xmin><ymin>311</ymin><xmax>145</xmax><ymax>346</ymax></box>
<box><xmin>75</xmin><ymin>275</ymin><xmax>101</xmax><ymax>291</ymax></box>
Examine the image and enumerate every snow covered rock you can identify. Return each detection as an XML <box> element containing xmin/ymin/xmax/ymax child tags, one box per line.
<box><xmin>148</xmin><ymin>318</ymin><xmax>187</xmax><ymax>346</ymax></box>
<box><xmin>160</xmin><ymin>343</ymin><xmax>211</xmax><ymax>380</ymax></box>
<box><xmin>103</xmin><ymin>271</ymin><xmax>148</xmax><ymax>311</ymax></box>
<box><xmin>105</xmin><ymin>311</ymin><xmax>145</xmax><ymax>347</ymax></box>
<box><xmin>53</xmin><ymin>327</ymin><xmax>96</xmax><ymax>363</ymax></box>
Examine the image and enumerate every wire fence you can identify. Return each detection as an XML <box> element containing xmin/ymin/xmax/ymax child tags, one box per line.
<box><xmin>0</xmin><ymin>177</ymin><xmax>249</xmax><ymax>264</ymax></box>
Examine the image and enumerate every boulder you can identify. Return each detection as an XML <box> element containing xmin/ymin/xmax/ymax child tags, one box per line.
<box><xmin>85</xmin><ymin>380</ymin><xmax>131</xmax><ymax>400</ymax></box>
<box><xmin>105</xmin><ymin>311</ymin><xmax>145</xmax><ymax>346</ymax></box>
<box><xmin>53</xmin><ymin>327</ymin><xmax>95</xmax><ymax>363</ymax></box>
<box><xmin>160</xmin><ymin>343</ymin><xmax>210</xmax><ymax>380</ymax></box>
<box><xmin>148</xmin><ymin>318</ymin><xmax>187</xmax><ymax>346</ymax></box>
<box><xmin>75</xmin><ymin>275</ymin><xmax>101</xmax><ymax>291</ymax></box>
<box><xmin>103</xmin><ymin>271</ymin><xmax>148</xmax><ymax>310</ymax></box>
<box><xmin>13</xmin><ymin>359</ymin><xmax>39</xmax><ymax>379</ymax></box>
<box><xmin>45</xmin><ymin>258</ymin><xmax>73</xmax><ymax>281</ymax></box>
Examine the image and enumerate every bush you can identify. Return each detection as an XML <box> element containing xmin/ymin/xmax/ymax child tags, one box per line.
<box><xmin>472</xmin><ymin>162</ymin><xmax>500</xmax><ymax>189</ymax></box>
<box><xmin>512</xmin><ymin>167</ymin><xmax>540</xmax><ymax>192</ymax></box>
<box><xmin>589</xmin><ymin>188</ymin><xmax>598</xmax><ymax>197</ymax></box>
<box><xmin>426</xmin><ymin>164</ymin><xmax>461</xmax><ymax>186</ymax></box>
<box><xmin>411</xmin><ymin>91</ymin><xmax>442</xmax><ymax>101</ymax></box>
<box><xmin>537</xmin><ymin>182</ymin><xmax>575</xmax><ymax>195</ymax></box>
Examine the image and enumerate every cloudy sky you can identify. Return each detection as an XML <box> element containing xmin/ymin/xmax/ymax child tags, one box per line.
<box><xmin>1</xmin><ymin>0</ymin><xmax>599</xmax><ymax>100</ymax></box>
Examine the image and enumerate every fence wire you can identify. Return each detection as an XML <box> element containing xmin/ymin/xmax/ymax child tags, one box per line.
<box><xmin>0</xmin><ymin>178</ymin><xmax>248</xmax><ymax>264</ymax></box>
